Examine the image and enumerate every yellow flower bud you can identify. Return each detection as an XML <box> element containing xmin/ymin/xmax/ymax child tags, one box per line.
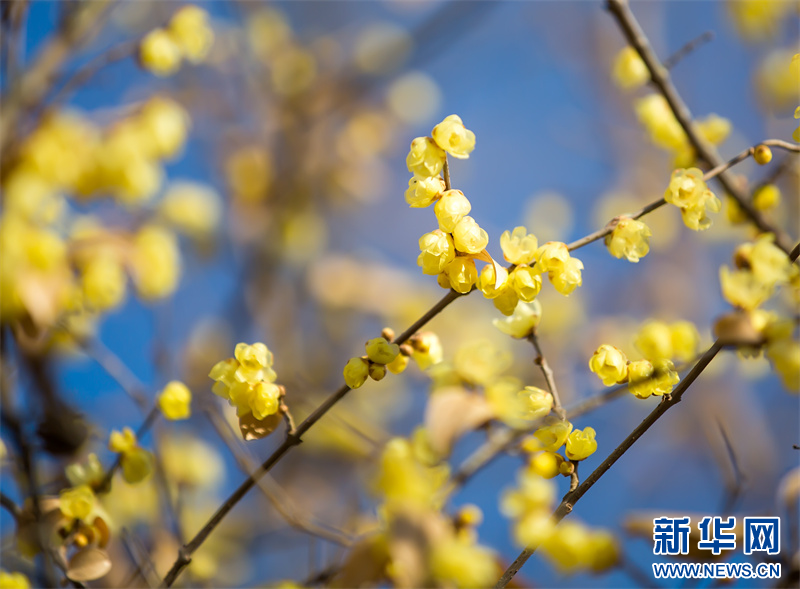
<box><xmin>500</xmin><ymin>226</ymin><xmax>538</xmax><ymax>265</ymax></box>
<box><xmin>753</xmin><ymin>144</ymin><xmax>773</xmax><ymax>165</ymax></box>
<box><xmin>139</xmin><ymin>28</ymin><xmax>182</xmax><ymax>76</ymax></box>
<box><xmin>168</xmin><ymin>5</ymin><xmax>214</xmax><ymax>63</ymax></box>
<box><xmin>386</xmin><ymin>352</ymin><xmax>409</xmax><ymax>375</ymax></box>
<box><xmin>510</xmin><ymin>265</ymin><xmax>542</xmax><ymax>302</ymax></box>
<box><xmin>406</xmin><ymin>136</ymin><xmax>446</xmax><ymax>177</ymax></box>
<box><xmin>109</xmin><ymin>427</ymin><xmax>137</xmax><ymax>454</ymax></box>
<box><xmin>444</xmin><ymin>256</ymin><xmax>477</xmax><ymax>294</ymax></box>
<box><xmin>452</xmin><ymin>216</ymin><xmax>488</xmax><ymax>254</ymax></box>
<box><xmin>493</xmin><ymin>300</ymin><xmax>542</xmax><ymax>339</ymax></box>
<box><xmin>549</xmin><ymin>256</ymin><xmax>584</xmax><ymax>296</ymax></box>
<box><xmin>59</xmin><ymin>485</ymin><xmax>95</xmax><ymax>520</ymax></box>
<box><xmin>565</xmin><ymin>427</ymin><xmax>597</xmax><ymax>461</ymax></box>
<box><xmin>612</xmin><ymin>46</ymin><xmax>648</xmax><ymax>90</ymax></box>
<box><xmin>417</xmin><ymin>229</ymin><xmax>456</xmax><ymax>275</ymax></box>
<box><xmin>605</xmin><ymin>217</ymin><xmax>651</xmax><ymax>263</ymax></box>
<box><xmin>492</xmin><ymin>284</ymin><xmax>520</xmax><ymax>316</ymax></box>
<box><xmin>139</xmin><ymin>96</ymin><xmax>190</xmax><ymax>160</ymax></box>
<box><xmin>534</xmin><ymin>418</ymin><xmax>573</xmax><ymax>452</ymax></box>
<box><xmin>81</xmin><ymin>254</ymin><xmax>127</xmax><ymax>311</ymax></box>
<box><xmin>588</xmin><ymin>344</ymin><xmax>628</xmax><ymax>386</ymax></box>
<box><xmin>365</xmin><ymin>337</ymin><xmax>400</xmax><ymax>365</ymax></box>
<box><xmin>343</xmin><ymin>357</ymin><xmax>369</xmax><ymax>389</ymax></box>
<box><xmin>121</xmin><ymin>446</ymin><xmax>154</xmax><ymax>484</ymax></box>
<box><xmin>627</xmin><ymin>359</ymin><xmax>679</xmax><ymax>399</ymax></box>
<box><xmin>477</xmin><ymin>263</ymin><xmax>509</xmax><ymax>299</ymax></box>
<box><xmin>158</xmin><ymin>381</ymin><xmax>192</xmax><ymax>421</ymax></box>
<box><xmin>528</xmin><ymin>451</ymin><xmax>564</xmax><ymax>479</ymax></box>
<box><xmin>250</xmin><ymin>381</ymin><xmax>281</xmax><ymax>420</ymax></box>
<box><xmin>431</xmin><ymin>114</ymin><xmax>475</xmax><ymax>159</ymax></box>
<box><xmin>534</xmin><ymin>241</ymin><xmax>570</xmax><ymax>273</ymax></box>
<box><xmin>753</xmin><ymin>184</ymin><xmax>781</xmax><ymax>211</ymax></box>
<box><xmin>635</xmin><ymin>320</ymin><xmax>673</xmax><ymax>361</ymax></box>
<box><xmin>368</xmin><ymin>362</ymin><xmax>387</xmax><ymax>381</ymax></box>
<box><xmin>434</xmin><ymin>189</ymin><xmax>471</xmax><ymax>232</ymax></box>
<box><xmin>159</xmin><ymin>182</ymin><xmax>220</xmax><ymax>237</ymax></box>
<box><xmin>405</xmin><ymin>175</ymin><xmax>445</xmax><ymax>208</ymax></box>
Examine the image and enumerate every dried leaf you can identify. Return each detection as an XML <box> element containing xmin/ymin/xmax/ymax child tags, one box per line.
<box><xmin>713</xmin><ymin>311</ymin><xmax>764</xmax><ymax>347</ymax></box>
<box><xmin>424</xmin><ymin>387</ymin><xmax>494</xmax><ymax>457</ymax></box>
<box><xmin>332</xmin><ymin>533</ymin><xmax>389</xmax><ymax>588</ymax></box>
<box><xmin>239</xmin><ymin>412</ymin><xmax>282</xmax><ymax>441</ymax></box>
<box><xmin>67</xmin><ymin>547</ymin><xmax>112</xmax><ymax>582</ymax></box>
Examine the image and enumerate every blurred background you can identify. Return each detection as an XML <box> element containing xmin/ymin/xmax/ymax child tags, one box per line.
<box><xmin>1</xmin><ymin>1</ymin><xmax>798</xmax><ymax>587</ymax></box>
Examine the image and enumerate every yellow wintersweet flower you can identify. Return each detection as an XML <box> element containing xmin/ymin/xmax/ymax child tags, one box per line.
<box><xmin>452</xmin><ymin>216</ymin><xmax>488</xmax><ymax>254</ymax></box>
<box><xmin>720</xmin><ymin>266</ymin><xmax>772</xmax><ymax>311</ymax></box>
<box><xmin>121</xmin><ymin>446</ymin><xmax>154</xmax><ymax>484</ymax></box>
<box><xmin>635</xmin><ymin>94</ymin><xmax>686</xmax><ymax>151</ymax></box>
<box><xmin>81</xmin><ymin>254</ymin><xmax>127</xmax><ymax>311</ymax></box>
<box><xmin>534</xmin><ymin>241</ymin><xmax>570</xmax><ymax>273</ymax></box>
<box><xmin>226</xmin><ymin>145</ymin><xmax>272</xmax><ymax>202</ymax></box>
<box><xmin>501</xmin><ymin>469</ymin><xmax>556</xmax><ymax>519</ymax></box>
<box><xmin>500</xmin><ymin>226</ymin><xmax>538</xmax><ymax>265</ymax></box>
<box><xmin>159</xmin><ymin>182</ymin><xmax>221</xmax><ymax>238</ymax></box>
<box><xmin>528</xmin><ymin>451</ymin><xmax>564</xmax><ymax>479</ymax></box>
<box><xmin>0</xmin><ymin>571</ymin><xmax>30</xmax><ymax>589</ymax></box>
<box><xmin>696</xmin><ymin>113</ymin><xmax>732</xmax><ymax>145</ymax></box>
<box><xmin>444</xmin><ymin>257</ymin><xmax>478</xmax><ymax>294</ymax></box>
<box><xmin>627</xmin><ymin>359</ymin><xmax>679</xmax><ymax>399</ymax></box>
<box><xmin>434</xmin><ymin>189</ymin><xmax>471</xmax><ymax>232</ymax></box>
<box><xmin>59</xmin><ymin>484</ymin><xmax>95</xmax><ymax>520</ymax></box>
<box><xmin>534</xmin><ymin>418</ymin><xmax>573</xmax><ymax>452</ymax></box>
<box><xmin>493</xmin><ymin>300</ymin><xmax>542</xmax><ymax>339</ymax></box>
<box><xmin>386</xmin><ymin>352</ymin><xmax>409</xmax><ymax>375</ymax></box>
<box><xmin>549</xmin><ymin>256</ymin><xmax>584</xmax><ymax>296</ymax></box>
<box><xmin>109</xmin><ymin>427</ymin><xmax>137</xmax><ymax>454</ymax></box>
<box><xmin>418</xmin><ymin>230</ymin><xmax>455</xmax><ymax>275</ymax></box>
<box><xmin>565</xmin><ymin>427</ymin><xmax>597</xmax><ymax>461</ymax></box>
<box><xmin>410</xmin><ymin>332</ymin><xmax>443</xmax><ymax>370</ymax></box>
<box><xmin>540</xmin><ymin>520</ymin><xmax>597</xmax><ymax>574</ymax></box>
<box><xmin>430</xmin><ymin>535</ymin><xmax>497</xmax><ymax>589</ymax></box>
<box><xmin>431</xmin><ymin>114</ymin><xmax>475</xmax><ymax>159</ymax></box>
<box><xmin>405</xmin><ymin>175</ymin><xmax>445</xmax><ymax>208</ymax></box>
<box><xmin>513</xmin><ymin>508</ymin><xmax>557</xmax><ymax>549</ymax></box>
<box><xmin>605</xmin><ymin>217</ymin><xmax>651</xmax><ymax>263</ymax></box>
<box><xmin>588</xmin><ymin>530</ymin><xmax>620</xmax><ymax>572</ymax></box>
<box><xmin>588</xmin><ymin>344</ymin><xmax>628</xmax><ymax>386</ymax></box>
<box><xmin>728</xmin><ymin>0</ymin><xmax>793</xmax><ymax>43</ymax></box>
<box><xmin>406</xmin><ymin>136</ymin><xmax>446</xmax><ymax>177</ymax></box>
<box><xmin>670</xmin><ymin>321</ymin><xmax>700</xmax><ymax>362</ymax></box>
<box><xmin>139</xmin><ymin>96</ymin><xmax>190</xmax><ymax>160</ymax></box>
<box><xmin>664</xmin><ymin>167</ymin><xmax>706</xmax><ymax>208</ymax></box>
<box><xmin>131</xmin><ymin>224</ymin><xmax>181</xmax><ymax>300</ymax></box>
<box><xmin>343</xmin><ymin>357</ymin><xmax>369</xmax><ymax>389</ymax></box>
<box><xmin>373</xmin><ymin>438</ymin><xmax>449</xmax><ymax>508</ymax></box>
<box><xmin>139</xmin><ymin>28</ymin><xmax>182</xmax><ymax>76</ymax></box>
<box><xmin>680</xmin><ymin>190</ymin><xmax>721</xmax><ymax>231</ymax></box>
<box><xmin>158</xmin><ymin>381</ymin><xmax>192</xmax><ymax>420</ymax></box>
<box><xmin>250</xmin><ymin>381</ymin><xmax>281</xmax><ymax>420</ymax></box>
<box><xmin>365</xmin><ymin>337</ymin><xmax>400</xmax><ymax>365</ymax></box>
<box><xmin>492</xmin><ymin>284</ymin><xmax>520</xmax><ymax>316</ymax></box>
<box><xmin>168</xmin><ymin>5</ymin><xmax>214</xmax><ymax>63</ymax></box>
<box><xmin>487</xmin><ymin>380</ymin><xmax>552</xmax><ymax>429</ymax></box>
<box><xmin>612</xmin><ymin>46</ymin><xmax>648</xmax><ymax>90</ymax></box>
<box><xmin>477</xmin><ymin>263</ymin><xmax>509</xmax><ymax>299</ymax></box>
<box><xmin>753</xmin><ymin>184</ymin><xmax>781</xmax><ymax>211</ymax></box>
<box><xmin>635</xmin><ymin>320</ymin><xmax>673</xmax><ymax>361</ymax></box>
<box><xmin>510</xmin><ymin>265</ymin><xmax>542</xmax><ymax>302</ymax></box>
<box><xmin>454</xmin><ymin>340</ymin><xmax>512</xmax><ymax>385</ymax></box>
<box><xmin>765</xmin><ymin>337</ymin><xmax>799</xmax><ymax>392</ymax></box>
<box><xmin>747</xmin><ymin>233</ymin><xmax>792</xmax><ymax>287</ymax></box>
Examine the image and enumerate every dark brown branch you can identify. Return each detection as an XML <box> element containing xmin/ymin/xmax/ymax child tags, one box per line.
<box><xmin>527</xmin><ymin>331</ymin><xmax>565</xmax><ymax>419</ymax></box>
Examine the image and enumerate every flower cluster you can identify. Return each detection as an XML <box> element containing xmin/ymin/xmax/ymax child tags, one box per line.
<box><xmin>157</xmin><ymin>380</ymin><xmax>193</xmax><ymax>420</ymax></box>
<box><xmin>210</xmin><ymin>343</ymin><xmax>284</xmax><ymax>422</ymax></box>
<box><xmin>343</xmin><ymin>336</ymin><xmax>401</xmax><ymax>388</ymax></box>
<box><xmin>108</xmin><ymin>427</ymin><xmax>154</xmax><ymax>484</ymax></box>
<box><xmin>720</xmin><ymin>233</ymin><xmax>794</xmax><ymax>311</ymax></box>
<box><xmin>605</xmin><ymin>217</ymin><xmax>652</xmax><ymax>263</ymax></box>
<box><xmin>663</xmin><ymin>167</ymin><xmax>721</xmax><ymax>231</ymax></box>
<box><xmin>139</xmin><ymin>6</ymin><xmax>214</xmax><ymax>77</ymax></box>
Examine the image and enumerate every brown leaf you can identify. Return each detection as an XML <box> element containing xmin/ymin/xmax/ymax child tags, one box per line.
<box><xmin>713</xmin><ymin>311</ymin><xmax>764</xmax><ymax>347</ymax></box>
<box><xmin>239</xmin><ymin>412</ymin><xmax>283</xmax><ymax>441</ymax></box>
<box><xmin>331</xmin><ymin>533</ymin><xmax>389</xmax><ymax>588</ymax></box>
<box><xmin>424</xmin><ymin>387</ymin><xmax>494</xmax><ymax>457</ymax></box>
<box><xmin>67</xmin><ymin>547</ymin><xmax>112</xmax><ymax>582</ymax></box>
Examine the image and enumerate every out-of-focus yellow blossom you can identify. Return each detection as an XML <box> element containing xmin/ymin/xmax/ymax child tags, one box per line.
<box><xmin>168</xmin><ymin>5</ymin><xmax>214</xmax><ymax>63</ymax></box>
<box><xmin>728</xmin><ymin>0</ymin><xmax>793</xmax><ymax>43</ymax></box>
<box><xmin>271</xmin><ymin>46</ymin><xmax>317</xmax><ymax>96</ymax></box>
<box><xmin>670</xmin><ymin>321</ymin><xmax>701</xmax><ymax>362</ymax></box>
<box><xmin>158</xmin><ymin>381</ymin><xmax>192</xmax><ymax>420</ymax></box>
<box><xmin>720</xmin><ymin>266</ymin><xmax>771</xmax><ymax>310</ymax></box>
<box><xmin>405</xmin><ymin>175</ymin><xmax>445</xmax><ymax>208</ymax></box>
<box><xmin>161</xmin><ymin>436</ymin><xmax>225</xmax><ymax>487</ymax></box>
<box><xmin>487</xmin><ymin>380</ymin><xmax>553</xmax><ymax>429</ymax></box>
<box><xmin>139</xmin><ymin>96</ymin><xmax>190</xmax><ymax>161</ymax></box>
<box><xmin>528</xmin><ymin>451</ymin><xmax>564</xmax><ymax>479</ymax></box>
<box><xmin>247</xmin><ymin>8</ymin><xmax>291</xmax><ymax>60</ymax></box>
<box><xmin>410</xmin><ymin>332</ymin><xmax>443</xmax><ymax>370</ymax></box>
<box><xmin>454</xmin><ymin>339</ymin><xmax>512</xmax><ymax>385</ymax></box>
<box><xmin>226</xmin><ymin>145</ymin><xmax>272</xmax><ymax>202</ymax></box>
<box><xmin>589</xmin><ymin>344</ymin><xmax>628</xmax><ymax>386</ymax></box>
<box><xmin>766</xmin><ymin>337</ymin><xmax>799</xmax><ymax>391</ymax></box>
<box><xmin>434</xmin><ymin>189</ymin><xmax>471</xmax><ymax>232</ymax></box>
<box><xmin>445</xmin><ymin>257</ymin><xmax>478</xmax><ymax>294</ymax></box>
<box><xmin>406</xmin><ymin>136</ymin><xmax>446</xmax><ymax>177</ymax></box>
<box><xmin>680</xmin><ymin>190</ymin><xmax>721</xmax><ymax>231</ymax></box>
<box><xmin>636</xmin><ymin>94</ymin><xmax>686</xmax><ymax>151</ymax></box>
<box><xmin>510</xmin><ymin>265</ymin><xmax>542</xmax><ymax>302</ymax></box>
<box><xmin>605</xmin><ymin>217</ymin><xmax>651</xmax><ymax>263</ymax></box>
<box><xmin>431</xmin><ymin>114</ymin><xmax>475</xmax><ymax>159</ymax></box>
<box><xmin>726</xmin><ymin>196</ymin><xmax>748</xmax><ymax>225</ymax></box>
<box><xmin>612</xmin><ymin>46</ymin><xmax>648</xmax><ymax>90</ymax></box>
<box><xmin>513</xmin><ymin>508</ymin><xmax>557</xmax><ymax>549</ymax></box>
<box><xmin>418</xmin><ymin>230</ymin><xmax>456</xmax><ymax>275</ymax></box>
<box><xmin>429</xmin><ymin>534</ymin><xmax>497</xmax><ymax>589</ymax></box>
<box><xmin>121</xmin><ymin>446</ymin><xmax>154</xmax><ymax>484</ymax></box>
<box><xmin>753</xmin><ymin>184</ymin><xmax>781</xmax><ymax>211</ymax></box>
<box><xmin>795</xmin><ymin>103</ymin><xmax>800</xmax><ymax>142</ymax></box>
<box><xmin>534</xmin><ymin>241</ymin><xmax>570</xmax><ymax>274</ymax></box>
<box><xmin>744</xmin><ymin>233</ymin><xmax>793</xmax><ymax>287</ymax></box>
<box><xmin>453</xmin><ymin>216</ymin><xmax>488</xmax><ymax>255</ymax></box>
<box><xmin>501</xmin><ymin>470</ymin><xmax>556</xmax><ymax>519</ymax></box>
<box><xmin>540</xmin><ymin>520</ymin><xmax>619</xmax><ymax>574</ymax></box>
<box><xmin>139</xmin><ymin>28</ymin><xmax>182</xmax><ymax>76</ymax></box>
<box><xmin>109</xmin><ymin>427</ymin><xmax>137</xmax><ymax>454</ymax></box>
<box><xmin>130</xmin><ymin>224</ymin><xmax>180</xmax><ymax>300</ymax></box>
<box><xmin>627</xmin><ymin>359</ymin><xmax>679</xmax><ymax>399</ymax></box>
<box><xmin>81</xmin><ymin>254</ymin><xmax>126</xmax><ymax>311</ymax></box>
<box><xmin>59</xmin><ymin>484</ymin><xmax>95</xmax><ymax>520</ymax></box>
<box><xmin>455</xmin><ymin>504</ymin><xmax>484</xmax><ymax>528</ymax></box>
<box><xmin>565</xmin><ymin>427</ymin><xmax>597</xmax><ymax>461</ymax></box>
<box><xmin>343</xmin><ymin>357</ymin><xmax>370</xmax><ymax>389</ymax></box>
<box><xmin>493</xmin><ymin>299</ymin><xmax>542</xmax><ymax>339</ymax></box>
<box><xmin>477</xmin><ymin>263</ymin><xmax>509</xmax><ymax>299</ymax></box>
<box><xmin>635</xmin><ymin>320</ymin><xmax>673</xmax><ymax>361</ymax></box>
<box><xmin>0</xmin><ymin>571</ymin><xmax>30</xmax><ymax>589</ymax></box>
<box><xmin>158</xmin><ymin>182</ymin><xmax>221</xmax><ymax>238</ymax></box>
<box><xmin>587</xmin><ymin>530</ymin><xmax>620</xmax><ymax>572</ymax></box>
<box><xmin>549</xmin><ymin>256</ymin><xmax>584</xmax><ymax>296</ymax></box>
<box><xmin>679</xmin><ymin>114</ymin><xmax>733</xmax><ymax>165</ymax></box>
<box><xmin>386</xmin><ymin>352</ymin><xmax>409</xmax><ymax>375</ymax></box>
<box><xmin>66</xmin><ymin>454</ymin><xmax>104</xmax><ymax>488</ymax></box>
<box><xmin>493</xmin><ymin>284</ymin><xmax>520</xmax><ymax>316</ymax></box>
<box><xmin>374</xmin><ymin>438</ymin><xmax>449</xmax><ymax>509</ymax></box>
<box><xmin>3</xmin><ymin>169</ymin><xmax>64</xmax><ymax>224</ymax></box>
<box><xmin>753</xmin><ymin>144</ymin><xmax>772</xmax><ymax>165</ymax></box>
<box><xmin>500</xmin><ymin>226</ymin><xmax>538</xmax><ymax>265</ymax></box>
<box><xmin>366</xmin><ymin>338</ymin><xmax>400</xmax><ymax>365</ymax></box>
<box><xmin>755</xmin><ymin>48</ymin><xmax>800</xmax><ymax>111</ymax></box>
<box><xmin>534</xmin><ymin>418</ymin><xmax>573</xmax><ymax>452</ymax></box>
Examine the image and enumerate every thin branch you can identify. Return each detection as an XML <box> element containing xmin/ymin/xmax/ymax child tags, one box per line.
<box><xmin>527</xmin><ymin>331</ymin><xmax>565</xmax><ymax>419</ymax></box>
<box><xmin>606</xmin><ymin>0</ymin><xmax>794</xmax><ymax>255</ymax></box>
<box><xmin>81</xmin><ymin>337</ymin><xmax>149</xmax><ymax>411</ymax></box>
<box><xmin>663</xmin><ymin>30</ymin><xmax>714</xmax><ymax>70</ymax></box>
<box><xmin>0</xmin><ymin>491</ymin><xmax>21</xmax><ymax>522</ymax></box>
<box><xmin>443</xmin><ymin>157</ymin><xmax>452</xmax><ymax>191</ymax></box>
<box><xmin>495</xmin><ymin>341</ymin><xmax>723</xmax><ymax>588</ymax></box>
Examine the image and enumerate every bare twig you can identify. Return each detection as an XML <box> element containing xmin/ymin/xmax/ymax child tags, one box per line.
<box><xmin>527</xmin><ymin>331</ymin><xmax>565</xmax><ymax>419</ymax></box>
<box><xmin>663</xmin><ymin>30</ymin><xmax>714</xmax><ymax>70</ymax></box>
<box><xmin>81</xmin><ymin>337</ymin><xmax>149</xmax><ymax>411</ymax></box>
<box><xmin>495</xmin><ymin>342</ymin><xmax>723</xmax><ymax>588</ymax></box>
<box><xmin>0</xmin><ymin>491</ymin><xmax>21</xmax><ymax>522</ymax></box>
<box><xmin>443</xmin><ymin>157</ymin><xmax>452</xmax><ymax>191</ymax></box>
